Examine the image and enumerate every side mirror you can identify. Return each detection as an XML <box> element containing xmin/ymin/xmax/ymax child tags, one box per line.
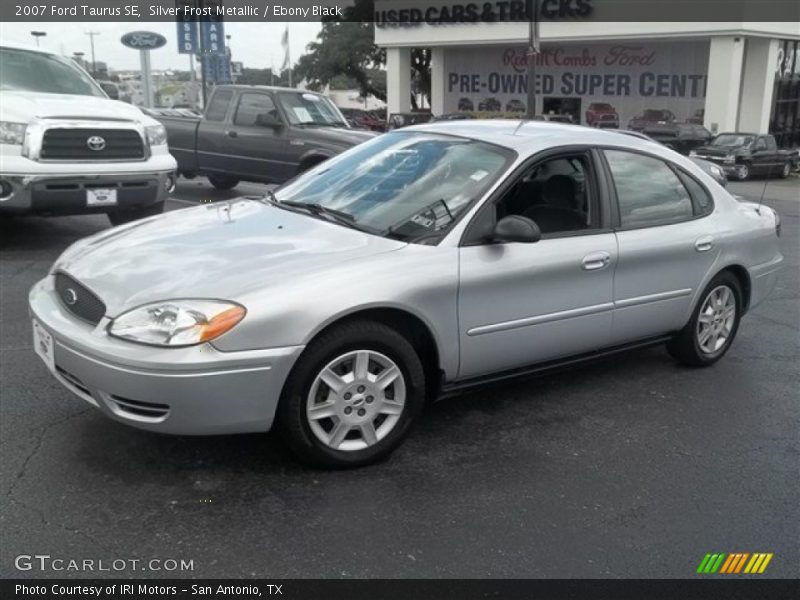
<box><xmin>492</xmin><ymin>215</ymin><xmax>541</xmax><ymax>244</ymax></box>
<box><xmin>255</xmin><ymin>113</ymin><xmax>282</xmax><ymax>128</ymax></box>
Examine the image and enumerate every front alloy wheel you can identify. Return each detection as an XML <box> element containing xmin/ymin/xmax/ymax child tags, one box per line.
<box><xmin>736</xmin><ymin>164</ymin><xmax>750</xmax><ymax>180</ymax></box>
<box><xmin>306</xmin><ymin>350</ymin><xmax>406</xmax><ymax>452</ymax></box>
<box><xmin>278</xmin><ymin>320</ymin><xmax>425</xmax><ymax>467</ymax></box>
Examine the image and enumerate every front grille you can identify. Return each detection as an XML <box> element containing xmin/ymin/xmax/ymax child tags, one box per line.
<box><xmin>41</xmin><ymin>128</ymin><xmax>145</xmax><ymax>160</ymax></box>
<box><xmin>54</xmin><ymin>272</ymin><xmax>106</xmax><ymax>325</ymax></box>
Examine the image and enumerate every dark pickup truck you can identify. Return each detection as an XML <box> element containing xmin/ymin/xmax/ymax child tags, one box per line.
<box><xmin>690</xmin><ymin>133</ymin><xmax>793</xmax><ymax>180</ymax></box>
<box><xmin>157</xmin><ymin>85</ymin><xmax>375</xmax><ymax>190</ymax></box>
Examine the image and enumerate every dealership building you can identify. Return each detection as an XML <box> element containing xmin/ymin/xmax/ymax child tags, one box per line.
<box><xmin>375</xmin><ymin>1</ymin><xmax>800</xmax><ymax>147</ymax></box>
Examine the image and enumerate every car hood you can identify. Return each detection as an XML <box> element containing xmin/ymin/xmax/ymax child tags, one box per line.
<box><xmin>0</xmin><ymin>91</ymin><xmax>156</xmax><ymax>125</ymax></box>
<box><xmin>301</xmin><ymin>126</ymin><xmax>377</xmax><ymax>147</ymax></box>
<box><xmin>56</xmin><ymin>200</ymin><xmax>405</xmax><ymax>315</ymax></box>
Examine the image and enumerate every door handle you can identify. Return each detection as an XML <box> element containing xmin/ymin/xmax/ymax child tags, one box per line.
<box><xmin>695</xmin><ymin>236</ymin><xmax>714</xmax><ymax>252</ymax></box>
<box><xmin>582</xmin><ymin>251</ymin><xmax>611</xmax><ymax>271</ymax></box>
<box><xmin>225</xmin><ymin>130</ymin><xmax>238</xmax><ymax>138</ymax></box>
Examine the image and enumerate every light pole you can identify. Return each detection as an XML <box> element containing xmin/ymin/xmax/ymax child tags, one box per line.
<box><xmin>85</xmin><ymin>31</ymin><xmax>100</xmax><ymax>77</ymax></box>
<box><xmin>30</xmin><ymin>31</ymin><xmax>46</xmax><ymax>47</ymax></box>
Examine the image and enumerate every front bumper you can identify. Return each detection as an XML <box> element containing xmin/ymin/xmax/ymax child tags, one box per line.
<box><xmin>29</xmin><ymin>276</ymin><xmax>304</xmax><ymax>435</ymax></box>
<box><xmin>0</xmin><ymin>170</ymin><xmax>175</xmax><ymax>216</ymax></box>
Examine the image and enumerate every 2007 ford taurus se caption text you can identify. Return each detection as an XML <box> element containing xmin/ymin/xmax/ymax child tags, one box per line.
<box><xmin>29</xmin><ymin>121</ymin><xmax>783</xmax><ymax>467</ymax></box>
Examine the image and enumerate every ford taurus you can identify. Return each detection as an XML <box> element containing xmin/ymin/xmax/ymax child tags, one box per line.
<box><xmin>29</xmin><ymin>121</ymin><xmax>783</xmax><ymax>467</ymax></box>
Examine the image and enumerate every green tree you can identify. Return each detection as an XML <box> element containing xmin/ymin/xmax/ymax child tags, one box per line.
<box><xmin>295</xmin><ymin>0</ymin><xmax>431</xmax><ymax>109</ymax></box>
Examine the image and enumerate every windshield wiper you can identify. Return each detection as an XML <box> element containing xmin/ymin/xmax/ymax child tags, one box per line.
<box><xmin>277</xmin><ymin>200</ymin><xmax>377</xmax><ymax>234</ymax></box>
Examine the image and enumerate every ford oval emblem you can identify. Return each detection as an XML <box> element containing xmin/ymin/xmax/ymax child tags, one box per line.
<box><xmin>63</xmin><ymin>288</ymin><xmax>78</xmax><ymax>305</ymax></box>
<box><xmin>86</xmin><ymin>136</ymin><xmax>106</xmax><ymax>151</ymax></box>
<box><xmin>120</xmin><ymin>31</ymin><xmax>167</xmax><ymax>50</ymax></box>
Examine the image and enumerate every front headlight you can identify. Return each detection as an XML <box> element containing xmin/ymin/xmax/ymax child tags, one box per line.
<box><xmin>109</xmin><ymin>300</ymin><xmax>246</xmax><ymax>347</ymax></box>
<box><xmin>710</xmin><ymin>165</ymin><xmax>725</xmax><ymax>179</ymax></box>
<box><xmin>0</xmin><ymin>121</ymin><xmax>27</xmax><ymax>145</ymax></box>
<box><xmin>145</xmin><ymin>124</ymin><xmax>168</xmax><ymax>146</ymax></box>
<box><xmin>689</xmin><ymin>150</ymin><xmax>697</xmax><ymax>157</ymax></box>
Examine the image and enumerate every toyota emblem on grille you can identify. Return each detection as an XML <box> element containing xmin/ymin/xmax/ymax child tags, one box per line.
<box><xmin>63</xmin><ymin>288</ymin><xmax>78</xmax><ymax>305</ymax></box>
<box><xmin>86</xmin><ymin>136</ymin><xmax>106</xmax><ymax>151</ymax></box>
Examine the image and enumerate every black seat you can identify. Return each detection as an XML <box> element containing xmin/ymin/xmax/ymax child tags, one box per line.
<box><xmin>523</xmin><ymin>175</ymin><xmax>587</xmax><ymax>233</ymax></box>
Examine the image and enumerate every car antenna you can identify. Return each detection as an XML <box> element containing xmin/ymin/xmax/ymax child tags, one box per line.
<box><xmin>513</xmin><ymin>119</ymin><xmax>528</xmax><ymax>136</ymax></box>
<box><xmin>756</xmin><ymin>163</ymin><xmax>774</xmax><ymax>216</ymax></box>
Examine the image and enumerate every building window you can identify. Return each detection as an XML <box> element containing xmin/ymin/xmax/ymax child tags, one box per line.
<box><xmin>770</xmin><ymin>40</ymin><xmax>800</xmax><ymax>149</ymax></box>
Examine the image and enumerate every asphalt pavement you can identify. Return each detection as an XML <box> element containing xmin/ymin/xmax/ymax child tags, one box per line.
<box><xmin>1</xmin><ymin>176</ymin><xmax>798</xmax><ymax>579</ymax></box>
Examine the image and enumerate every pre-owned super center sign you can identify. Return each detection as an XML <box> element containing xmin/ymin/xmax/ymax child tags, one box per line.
<box><xmin>443</xmin><ymin>40</ymin><xmax>710</xmax><ymax>124</ymax></box>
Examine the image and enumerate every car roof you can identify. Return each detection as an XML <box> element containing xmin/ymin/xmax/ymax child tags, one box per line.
<box><xmin>1</xmin><ymin>42</ymin><xmax>55</xmax><ymax>55</ymax></box>
<box><xmin>403</xmin><ymin>119</ymin><xmax>668</xmax><ymax>155</ymax></box>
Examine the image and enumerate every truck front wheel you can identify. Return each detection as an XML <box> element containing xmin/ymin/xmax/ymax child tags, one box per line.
<box><xmin>107</xmin><ymin>201</ymin><xmax>165</xmax><ymax>227</ymax></box>
<box><xmin>208</xmin><ymin>175</ymin><xmax>239</xmax><ymax>190</ymax></box>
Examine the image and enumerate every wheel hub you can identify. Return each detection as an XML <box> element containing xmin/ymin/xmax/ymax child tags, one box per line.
<box><xmin>306</xmin><ymin>350</ymin><xmax>407</xmax><ymax>452</ymax></box>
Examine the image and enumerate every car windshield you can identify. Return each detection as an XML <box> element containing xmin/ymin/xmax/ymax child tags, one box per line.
<box><xmin>710</xmin><ymin>134</ymin><xmax>754</xmax><ymax>146</ymax></box>
<box><xmin>277</xmin><ymin>92</ymin><xmax>348</xmax><ymax>127</ymax></box>
<box><xmin>0</xmin><ymin>47</ymin><xmax>105</xmax><ymax>97</ymax></box>
<box><xmin>643</xmin><ymin>110</ymin><xmax>668</xmax><ymax>120</ymax></box>
<box><xmin>274</xmin><ymin>132</ymin><xmax>514</xmax><ymax>242</ymax></box>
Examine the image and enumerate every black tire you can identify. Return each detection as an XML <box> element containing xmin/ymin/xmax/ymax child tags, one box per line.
<box><xmin>667</xmin><ymin>272</ymin><xmax>743</xmax><ymax>367</ymax></box>
<box><xmin>208</xmin><ymin>175</ymin><xmax>239</xmax><ymax>190</ymax></box>
<box><xmin>277</xmin><ymin>320</ymin><xmax>426</xmax><ymax>468</ymax></box>
<box><xmin>298</xmin><ymin>157</ymin><xmax>327</xmax><ymax>174</ymax></box>
<box><xmin>736</xmin><ymin>163</ymin><xmax>750</xmax><ymax>181</ymax></box>
<box><xmin>107</xmin><ymin>201</ymin><xmax>164</xmax><ymax>227</ymax></box>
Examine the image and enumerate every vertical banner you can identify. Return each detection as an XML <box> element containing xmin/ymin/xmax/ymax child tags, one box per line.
<box><xmin>175</xmin><ymin>0</ymin><xmax>198</xmax><ymax>54</ymax></box>
<box><xmin>200</xmin><ymin>0</ymin><xmax>226</xmax><ymax>56</ymax></box>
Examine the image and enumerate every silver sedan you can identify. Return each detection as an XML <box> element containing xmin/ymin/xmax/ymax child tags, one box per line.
<box><xmin>29</xmin><ymin>121</ymin><xmax>783</xmax><ymax>467</ymax></box>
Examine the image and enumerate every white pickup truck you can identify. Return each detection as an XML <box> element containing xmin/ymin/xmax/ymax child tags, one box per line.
<box><xmin>0</xmin><ymin>43</ymin><xmax>177</xmax><ymax>225</ymax></box>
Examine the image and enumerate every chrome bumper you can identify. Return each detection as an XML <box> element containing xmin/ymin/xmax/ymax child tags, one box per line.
<box><xmin>29</xmin><ymin>277</ymin><xmax>304</xmax><ymax>435</ymax></box>
<box><xmin>0</xmin><ymin>171</ymin><xmax>174</xmax><ymax>215</ymax></box>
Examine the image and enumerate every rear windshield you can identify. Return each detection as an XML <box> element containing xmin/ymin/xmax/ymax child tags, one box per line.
<box><xmin>0</xmin><ymin>47</ymin><xmax>104</xmax><ymax>97</ymax></box>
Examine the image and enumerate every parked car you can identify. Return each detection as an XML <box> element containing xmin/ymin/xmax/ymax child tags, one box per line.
<box><xmin>157</xmin><ymin>85</ymin><xmax>375</xmax><ymax>190</ymax></box>
<box><xmin>643</xmin><ymin>123</ymin><xmax>713</xmax><ymax>155</ymax></box>
<box><xmin>457</xmin><ymin>97</ymin><xmax>474</xmax><ymax>111</ymax></box>
<box><xmin>616</xmin><ymin>129</ymin><xmax>728</xmax><ymax>187</ymax></box>
<box><xmin>505</xmin><ymin>99</ymin><xmax>526</xmax><ymax>113</ymax></box>
<box><xmin>686</xmin><ymin>108</ymin><xmax>705</xmax><ymax>125</ymax></box>
<box><xmin>533</xmin><ymin>114</ymin><xmax>573</xmax><ymax>123</ymax></box>
<box><xmin>31</xmin><ymin>121</ymin><xmax>783</xmax><ymax>467</ymax></box>
<box><xmin>478</xmin><ymin>97</ymin><xmax>502</xmax><ymax>112</ymax></box>
<box><xmin>628</xmin><ymin>109</ymin><xmax>677</xmax><ymax>131</ymax></box>
<box><xmin>339</xmin><ymin>108</ymin><xmax>386</xmax><ymax>133</ymax></box>
<box><xmin>690</xmin><ymin>133</ymin><xmax>793</xmax><ymax>180</ymax></box>
<box><xmin>431</xmin><ymin>113</ymin><xmax>475</xmax><ymax>122</ymax></box>
<box><xmin>387</xmin><ymin>112</ymin><xmax>433</xmax><ymax>130</ymax></box>
<box><xmin>0</xmin><ymin>43</ymin><xmax>176</xmax><ymax>225</ymax></box>
<box><xmin>585</xmin><ymin>102</ymin><xmax>619</xmax><ymax>128</ymax></box>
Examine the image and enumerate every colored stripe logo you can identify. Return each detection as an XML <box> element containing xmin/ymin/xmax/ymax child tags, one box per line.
<box><xmin>697</xmin><ymin>553</ymin><xmax>773</xmax><ymax>574</ymax></box>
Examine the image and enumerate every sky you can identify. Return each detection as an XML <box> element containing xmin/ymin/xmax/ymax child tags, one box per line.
<box><xmin>1</xmin><ymin>22</ymin><xmax>322</xmax><ymax>72</ymax></box>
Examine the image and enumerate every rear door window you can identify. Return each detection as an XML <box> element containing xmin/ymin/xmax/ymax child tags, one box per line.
<box><xmin>604</xmin><ymin>150</ymin><xmax>694</xmax><ymax>228</ymax></box>
<box><xmin>205</xmin><ymin>90</ymin><xmax>233</xmax><ymax>122</ymax></box>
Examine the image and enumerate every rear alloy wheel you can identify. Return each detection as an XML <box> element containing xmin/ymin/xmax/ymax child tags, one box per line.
<box><xmin>667</xmin><ymin>272</ymin><xmax>742</xmax><ymax>367</ymax></box>
<box><xmin>780</xmin><ymin>162</ymin><xmax>791</xmax><ymax>179</ymax></box>
<box><xmin>278</xmin><ymin>321</ymin><xmax>425</xmax><ymax>467</ymax></box>
<box><xmin>107</xmin><ymin>201</ymin><xmax>164</xmax><ymax>227</ymax></box>
<box><xmin>208</xmin><ymin>175</ymin><xmax>239</xmax><ymax>191</ymax></box>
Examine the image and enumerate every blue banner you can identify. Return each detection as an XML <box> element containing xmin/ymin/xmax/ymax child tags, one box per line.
<box><xmin>175</xmin><ymin>1</ymin><xmax>197</xmax><ymax>54</ymax></box>
<box><xmin>200</xmin><ymin>20</ymin><xmax>225</xmax><ymax>55</ymax></box>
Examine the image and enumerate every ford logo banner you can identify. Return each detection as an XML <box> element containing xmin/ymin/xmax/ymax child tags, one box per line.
<box><xmin>120</xmin><ymin>31</ymin><xmax>167</xmax><ymax>50</ymax></box>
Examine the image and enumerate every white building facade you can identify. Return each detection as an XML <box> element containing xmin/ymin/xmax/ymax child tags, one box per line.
<box><xmin>376</xmin><ymin>1</ymin><xmax>800</xmax><ymax>146</ymax></box>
